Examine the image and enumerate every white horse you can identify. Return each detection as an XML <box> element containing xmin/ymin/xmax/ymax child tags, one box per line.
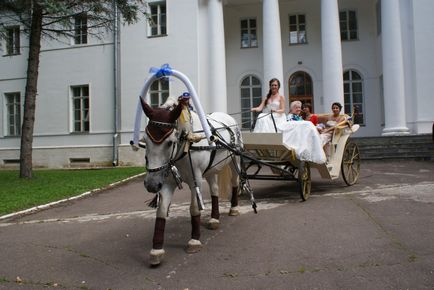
<box><xmin>139</xmin><ymin>97</ymin><xmax>242</xmax><ymax>266</ymax></box>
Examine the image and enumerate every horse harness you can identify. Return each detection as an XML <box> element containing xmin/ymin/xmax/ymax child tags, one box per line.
<box><xmin>145</xmin><ymin>119</ymin><xmax>178</xmax><ymax>174</ymax></box>
<box><xmin>189</xmin><ymin>119</ymin><xmax>237</xmax><ymax>174</ymax></box>
<box><xmin>145</xmin><ymin>114</ymin><xmax>238</xmax><ymax>191</ymax></box>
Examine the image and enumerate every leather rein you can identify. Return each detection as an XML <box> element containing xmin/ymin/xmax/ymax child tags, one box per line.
<box><xmin>145</xmin><ymin>118</ymin><xmax>237</xmax><ymax>176</ymax></box>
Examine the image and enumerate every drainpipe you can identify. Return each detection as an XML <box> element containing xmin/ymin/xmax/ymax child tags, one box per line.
<box><xmin>112</xmin><ymin>1</ymin><xmax>120</xmax><ymax>166</ymax></box>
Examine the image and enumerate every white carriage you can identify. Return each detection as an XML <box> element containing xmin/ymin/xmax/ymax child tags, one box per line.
<box><xmin>240</xmin><ymin>118</ymin><xmax>361</xmax><ymax>201</ymax></box>
<box><xmin>131</xmin><ymin>64</ymin><xmax>361</xmax><ymax>265</ymax></box>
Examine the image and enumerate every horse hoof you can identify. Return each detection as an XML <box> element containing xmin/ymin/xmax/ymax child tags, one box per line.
<box><xmin>229</xmin><ymin>206</ymin><xmax>240</xmax><ymax>216</ymax></box>
<box><xmin>186</xmin><ymin>239</ymin><xmax>202</xmax><ymax>254</ymax></box>
<box><xmin>207</xmin><ymin>218</ymin><xmax>220</xmax><ymax>230</ymax></box>
<box><xmin>149</xmin><ymin>248</ymin><xmax>165</xmax><ymax>266</ymax></box>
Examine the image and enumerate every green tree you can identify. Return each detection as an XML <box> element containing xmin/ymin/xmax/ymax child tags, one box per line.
<box><xmin>0</xmin><ymin>0</ymin><xmax>146</xmax><ymax>178</ymax></box>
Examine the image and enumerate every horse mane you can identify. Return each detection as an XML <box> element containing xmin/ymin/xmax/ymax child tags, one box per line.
<box><xmin>161</xmin><ymin>96</ymin><xmax>178</xmax><ymax>110</ymax></box>
<box><xmin>160</xmin><ymin>96</ymin><xmax>195</xmax><ymax>133</ymax></box>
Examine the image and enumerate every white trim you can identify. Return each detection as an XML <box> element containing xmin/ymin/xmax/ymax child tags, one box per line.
<box><xmin>0</xmin><ymin>144</ymin><xmax>113</xmax><ymax>151</ymax></box>
<box><xmin>236</xmin><ymin>70</ymin><xmax>263</xmax><ymax>88</ymax></box>
<box><xmin>69</xmin><ymin>83</ymin><xmax>91</xmax><ymax>133</ymax></box>
<box><xmin>2</xmin><ymin>91</ymin><xmax>22</xmax><ymax>137</ymax></box>
<box><xmin>146</xmin><ymin>1</ymin><xmax>167</xmax><ymax>37</ymax></box>
<box><xmin>286</xmin><ymin>65</ymin><xmax>318</xmax><ymax>83</ymax></box>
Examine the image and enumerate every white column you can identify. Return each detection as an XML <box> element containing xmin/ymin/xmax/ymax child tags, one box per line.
<box><xmin>262</xmin><ymin>0</ymin><xmax>284</xmax><ymax>96</ymax></box>
<box><xmin>381</xmin><ymin>0</ymin><xmax>409</xmax><ymax>135</ymax></box>
<box><xmin>321</xmin><ymin>0</ymin><xmax>344</xmax><ymax>112</ymax></box>
<box><xmin>208</xmin><ymin>0</ymin><xmax>227</xmax><ymax>112</ymax></box>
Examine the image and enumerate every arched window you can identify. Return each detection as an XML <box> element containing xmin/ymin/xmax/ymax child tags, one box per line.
<box><xmin>343</xmin><ymin>70</ymin><xmax>364</xmax><ymax>125</ymax></box>
<box><xmin>240</xmin><ymin>75</ymin><xmax>262</xmax><ymax>129</ymax></box>
<box><xmin>289</xmin><ymin>71</ymin><xmax>313</xmax><ymax>109</ymax></box>
<box><xmin>150</xmin><ymin>78</ymin><xmax>169</xmax><ymax>108</ymax></box>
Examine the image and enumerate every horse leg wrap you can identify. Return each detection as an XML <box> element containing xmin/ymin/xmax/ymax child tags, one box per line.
<box><xmin>152</xmin><ymin>218</ymin><xmax>166</xmax><ymax>250</ymax></box>
<box><xmin>211</xmin><ymin>196</ymin><xmax>220</xmax><ymax>220</ymax></box>
<box><xmin>231</xmin><ymin>187</ymin><xmax>239</xmax><ymax>207</ymax></box>
<box><xmin>191</xmin><ymin>215</ymin><xmax>201</xmax><ymax>240</ymax></box>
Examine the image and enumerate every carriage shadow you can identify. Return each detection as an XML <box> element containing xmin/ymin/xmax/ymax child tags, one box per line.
<box><xmin>238</xmin><ymin>165</ymin><xmax>298</xmax><ymax>201</ymax></box>
<box><xmin>238</xmin><ymin>172</ymin><xmax>349</xmax><ymax>202</ymax></box>
<box><xmin>239</xmin><ymin>179</ymin><xmax>303</xmax><ymax>202</ymax></box>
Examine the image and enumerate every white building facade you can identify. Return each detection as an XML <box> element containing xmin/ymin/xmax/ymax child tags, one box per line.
<box><xmin>1</xmin><ymin>0</ymin><xmax>433</xmax><ymax>168</ymax></box>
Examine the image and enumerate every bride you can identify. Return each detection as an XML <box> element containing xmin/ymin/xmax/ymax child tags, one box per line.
<box><xmin>253</xmin><ymin>97</ymin><xmax>326</xmax><ymax>164</ymax></box>
<box><xmin>251</xmin><ymin>78</ymin><xmax>287</xmax><ymax>132</ymax></box>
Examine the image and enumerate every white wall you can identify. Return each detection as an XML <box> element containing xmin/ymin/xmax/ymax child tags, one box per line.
<box><xmin>224</xmin><ymin>1</ymin><xmax>263</xmax><ymax>124</ymax></box>
<box><xmin>410</xmin><ymin>0</ymin><xmax>434</xmax><ymax>133</ymax></box>
<box><xmin>282</xmin><ymin>0</ymin><xmax>322</xmax><ymax>113</ymax></box>
<box><xmin>35</xmin><ymin>44</ymin><xmax>115</xmax><ymax>140</ymax></box>
<box><xmin>224</xmin><ymin>0</ymin><xmax>381</xmax><ymax>136</ymax></box>
<box><xmin>119</xmin><ymin>0</ymin><xmax>201</xmax><ymax>146</ymax></box>
<box><xmin>0</xmin><ymin>26</ymin><xmax>117</xmax><ymax>167</ymax></box>
<box><xmin>339</xmin><ymin>0</ymin><xmax>382</xmax><ymax>136</ymax></box>
<box><xmin>1</xmin><ymin>0</ymin><xmax>433</xmax><ymax>168</ymax></box>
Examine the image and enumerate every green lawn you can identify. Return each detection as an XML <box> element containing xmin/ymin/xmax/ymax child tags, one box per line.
<box><xmin>0</xmin><ymin>167</ymin><xmax>145</xmax><ymax>216</ymax></box>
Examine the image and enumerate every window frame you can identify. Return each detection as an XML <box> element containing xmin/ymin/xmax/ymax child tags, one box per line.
<box><xmin>74</xmin><ymin>13</ymin><xmax>88</xmax><ymax>45</ymax></box>
<box><xmin>5</xmin><ymin>26</ymin><xmax>20</xmax><ymax>55</ymax></box>
<box><xmin>240</xmin><ymin>75</ymin><xmax>262</xmax><ymax>130</ymax></box>
<box><xmin>149</xmin><ymin>78</ymin><xmax>170</xmax><ymax>107</ymax></box>
<box><xmin>339</xmin><ymin>10</ymin><xmax>359</xmax><ymax>41</ymax></box>
<box><xmin>240</xmin><ymin>18</ymin><xmax>258</xmax><ymax>48</ymax></box>
<box><xmin>71</xmin><ymin>85</ymin><xmax>90</xmax><ymax>133</ymax></box>
<box><xmin>288</xmin><ymin>14</ymin><xmax>307</xmax><ymax>45</ymax></box>
<box><xmin>147</xmin><ymin>1</ymin><xmax>167</xmax><ymax>37</ymax></box>
<box><xmin>288</xmin><ymin>71</ymin><xmax>314</xmax><ymax>109</ymax></box>
<box><xmin>343</xmin><ymin>69</ymin><xmax>365</xmax><ymax>126</ymax></box>
<box><xmin>4</xmin><ymin>92</ymin><xmax>22</xmax><ymax>136</ymax></box>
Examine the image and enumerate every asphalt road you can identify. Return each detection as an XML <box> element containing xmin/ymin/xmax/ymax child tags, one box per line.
<box><xmin>0</xmin><ymin>160</ymin><xmax>433</xmax><ymax>290</ymax></box>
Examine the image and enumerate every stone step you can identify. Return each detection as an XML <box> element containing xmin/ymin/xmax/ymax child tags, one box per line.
<box><xmin>351</xmin><ymin>134</ymin><xmax>434</xmax><ymax>160</ymax></box>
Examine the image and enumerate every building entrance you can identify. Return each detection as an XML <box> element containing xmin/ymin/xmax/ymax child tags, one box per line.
<box><xmin>288</xmin><ymin>71</ymin><xmax>314</xmax><ymax>111</ymax></box>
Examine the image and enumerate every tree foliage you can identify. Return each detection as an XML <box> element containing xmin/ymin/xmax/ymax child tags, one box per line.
<box><xmin>0</xmin><ymin>0</ymin><xmax>146</xmax><ymax>39</ymax></box>
<box><xmin>0</xmin><ymin>0</ymin><xmax>147</xmax><ymax>178</ymax></box>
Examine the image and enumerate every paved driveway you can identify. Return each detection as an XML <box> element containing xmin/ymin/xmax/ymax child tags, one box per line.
<box><xmin>0</xmin><ymin>160</ymin><xmax>433</xmax><ymax>290</ymax></box>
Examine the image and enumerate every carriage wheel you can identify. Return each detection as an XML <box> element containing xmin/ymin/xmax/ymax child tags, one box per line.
<box><xmin>341</xmin><ymin>141</ymin><xmax>361</xmax><ymax>186</ymax></box>
<box><xmin>297</xmin><ymin>162</ymin><xmax>311</xmax><ymax>201</ymax></box>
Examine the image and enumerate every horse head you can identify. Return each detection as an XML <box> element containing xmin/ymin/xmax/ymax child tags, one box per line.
<box><xmin>141</xmin><ymin>98</ymin><xmax>184</xmax><ymax>193</ymax></box>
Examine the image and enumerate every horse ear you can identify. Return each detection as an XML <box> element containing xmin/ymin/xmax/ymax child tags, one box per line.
<box><xmin>169</xmin><ymin>102</ymin><xmax>184</xmax><ymax>121</ymax></box>
<box><xmin>140</xmin><ymin>97</ymin><xmax>153</xmax><ymax>118</ymax></box>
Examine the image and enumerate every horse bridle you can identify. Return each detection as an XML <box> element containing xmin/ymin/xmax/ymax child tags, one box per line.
<box><xmin>148</xmin><ymin>120</ymin><xmax>177</xmax><ymax>129</ymax></box>
<box><xmin>145</xmin><ymin>120</ymin><xmax>178</xmax><ymax>173</ymax></box>
<box><xmin>145</xmin><ymin>119</ymin><xmax>185</xmax><ymax>189</ymax></box>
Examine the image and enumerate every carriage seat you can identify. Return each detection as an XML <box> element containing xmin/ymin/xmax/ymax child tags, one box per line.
<box><xmin>316</xmin><ymin>113</ymin><xmax>358</xmax><ymax>144</ymax></box>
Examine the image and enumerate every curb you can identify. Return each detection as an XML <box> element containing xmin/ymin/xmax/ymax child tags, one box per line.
<box><xmin>0</xmin><ymin>172</ymin><xmax>146</xmax><ymax>221</ymax></box>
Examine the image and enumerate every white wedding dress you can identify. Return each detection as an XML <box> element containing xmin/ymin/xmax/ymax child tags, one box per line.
<box><xmin>277</xmin><ymin>121</ymin><xmax>326</xmax><ymax>164</ymax></box>
<box><xmin>253</xmin><ymin>99</ymin><xmax>287</xmax><ymax>133</ymax></box>
<box><xmin>253</xmin><ymin>100</ymin><xmax>326</xmax><ymax>164</ymax></box>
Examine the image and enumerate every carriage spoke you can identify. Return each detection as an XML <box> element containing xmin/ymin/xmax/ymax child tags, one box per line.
<box><xmin>348</xmin><ymin>166</ymin><xmax>354</xmax><ymax>180</ymax></box>
<box><xmin>341</xmin><ymin>142</ymin><xmax>360</xmax><ymax>186</ymax></box>
<box><xmin>298</xmin><ymin>162</ymin><xmax>311</xmax><ymax>201</ymax></box>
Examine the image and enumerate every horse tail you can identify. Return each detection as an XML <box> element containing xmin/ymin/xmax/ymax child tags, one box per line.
<box><xmin>217</xmin><ymin>164</ymin><xmax>232</xmax><ymax>201</ymax></box>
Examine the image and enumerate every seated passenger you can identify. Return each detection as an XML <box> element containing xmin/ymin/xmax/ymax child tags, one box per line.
<box><xmin>275</xmin><ymin>101</ymin><xmax>326</xmax><ymax>164</ymax></box>
<box><xmin>252</xmin><ymin>95</ymin><xmax>326</xmax><ymax>164</ymax></box>
<box><xmin>277</xmin><ymin>123</ymin><xmax>326</xmax><ymax>164</ymax></box>
<box><xmin>287</xmin><ymin>101</ymin><xmax>303</xmax><ymax>121</ymax></box>
<box><xmin>302</xmin><ymin>103</ymin><xmax>318</xmax><ymax>126</ymax></box>
<box><xmin>318</xmin><ymin>102</ymin><xmax>347</xmax><ymax>146</ymax></box>
<box><xmin>252</xmin><ymin>78</ymin><xmax>287</xmax><ymax>132</ymax></box>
